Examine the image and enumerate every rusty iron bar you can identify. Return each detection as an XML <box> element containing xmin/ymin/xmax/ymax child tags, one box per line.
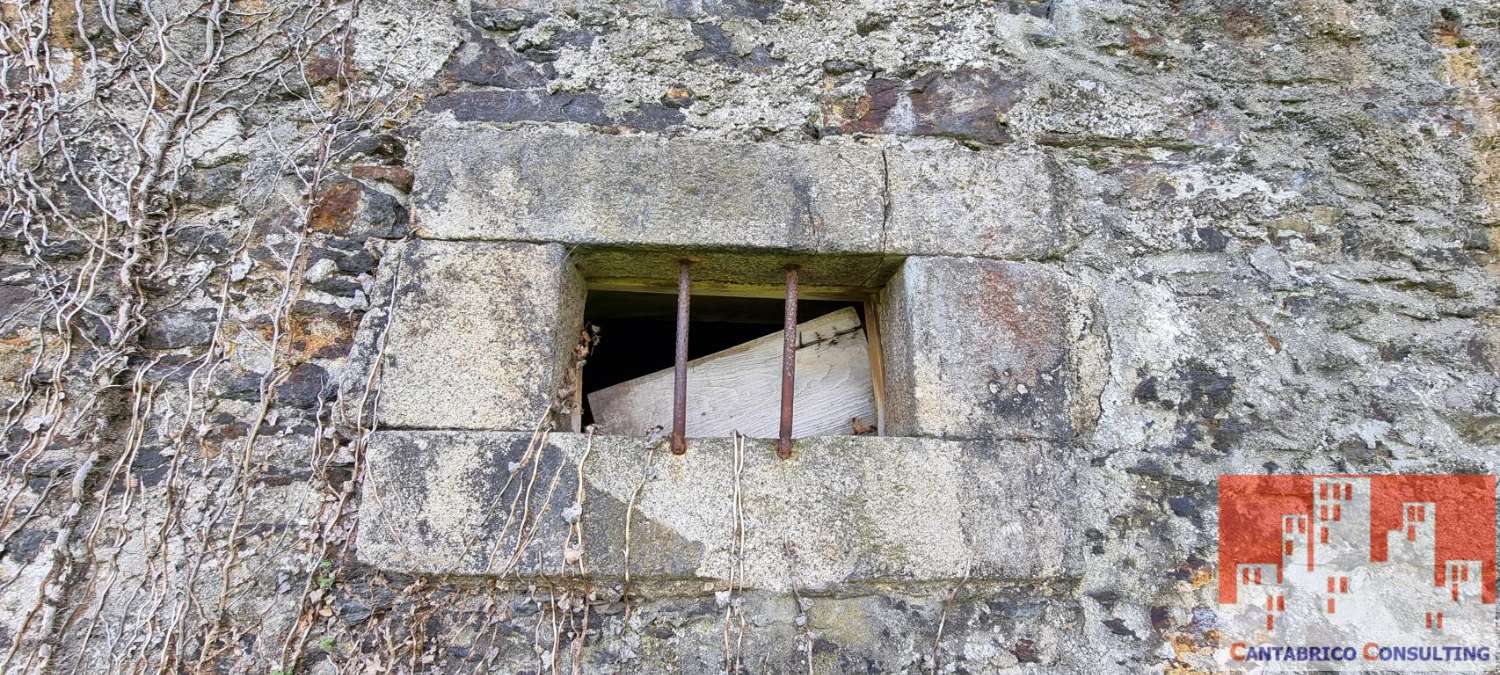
<box><xmin>777</xmin><ymin>265</ymin><xmax>799</xmax><ymax>459</ymax></box>
<box><xmin>671</xmin><ymin>260</ymin><xmax>691</xmax><ymax>455</ymax></box>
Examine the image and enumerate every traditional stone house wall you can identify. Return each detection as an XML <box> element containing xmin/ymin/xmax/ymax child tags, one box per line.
<box><xmin>0</xmin><ymin>0</ymin><xmax>1496</xmax><ymax>672</ymax></box>
<box><xmin>349</xmin><ymin>122</ymin><xmax>1105</xmax><ymax>592</ymax></box>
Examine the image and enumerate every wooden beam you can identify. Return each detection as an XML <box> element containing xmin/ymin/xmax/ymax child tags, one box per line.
<box><xmin>585</xmin><ymin>276</ymin><xmax>872</xmax><ymax>301</ymax></box>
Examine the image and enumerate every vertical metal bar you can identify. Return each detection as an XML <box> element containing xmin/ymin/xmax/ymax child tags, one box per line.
<box><xmin>671</xmin><ymin>260</ymin><xmax>691</xmax><ymax>455</ymax></box>
<box><xmin>777</xmin><ymin>265</ymin><xmax>799</xmax><ymax>459</ymax></box>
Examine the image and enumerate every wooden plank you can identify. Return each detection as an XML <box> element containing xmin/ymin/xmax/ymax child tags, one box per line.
<box><xmin>587</xmin><ymin>308</ymin><xmax>877</xmax><ymax>439</ymax></box>
<box><xmin>863</xmin><ymin>299</ymin><xmax>886</xmax><ymax>435</ymax></box>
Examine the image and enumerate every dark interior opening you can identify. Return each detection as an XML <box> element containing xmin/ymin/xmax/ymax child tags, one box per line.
<box><xmin>580</xmin><ymin>290</ymin><xmax>863</xmax><ymax>427</ymax></box>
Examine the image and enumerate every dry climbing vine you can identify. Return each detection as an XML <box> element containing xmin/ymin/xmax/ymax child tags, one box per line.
<box><xmin>0</xmin><ymin>0</ymin><xmax>440</xmax><ymax>670</ymax></box>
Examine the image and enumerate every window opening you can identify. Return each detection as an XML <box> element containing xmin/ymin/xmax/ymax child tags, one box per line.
<box><xmin>579</xmin><ymin>283</ymin><xmax>881</xmax><ymax>451</ymax></box>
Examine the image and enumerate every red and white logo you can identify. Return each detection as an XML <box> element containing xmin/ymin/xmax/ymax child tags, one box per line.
<box><xmin>1217</xmin><ymin>475</ymin><xmax>1497</xmax><ymax>671</ymax></box>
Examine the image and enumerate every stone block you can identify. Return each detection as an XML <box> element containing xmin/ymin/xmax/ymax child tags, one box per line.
<box><xmin>356</xmin><ymin>431</ymin><xmax>1079</xmax><ymax>591</ymax></box>
<box><xmin>140</xmin><ymin>308</ymin><xmax>219</xmax><ymax>350</ymax></box>
<box><xmin>884</xmin><ymin>147</ymin><xmax>1072</xmax><ymax>259</ymax></box>
<box><xmin>878</xmin><ymin>257</ymin><xmax>1108</xmax><ymax>440</ymax></box>
<box><xmin>427</xmin><ymin>91</ymin><xmax>687</xmax><ymax>132</ymax></box>
<box><xmin>308</xmin><ymin>177</ymin><xmax>409</xmax><ymax>239</ymax></box>
<box><xmin>444</xmin><ymin>28</ymin><xmax>551</xmax><ymax>88</ymax></box>
<box><xmin>411</xmin><ymin>124</ymin><xmax>885</xmax><ymax>252</ymax></box>
<box><xmin>358</xmin><ymin>239</ymin><xmax>584</xmax><ymax>430</ymax></box>
<box><xmin>818</xmin><ymin>68</ymin><xmax>1023</xmax><ymax>145</ymax></box>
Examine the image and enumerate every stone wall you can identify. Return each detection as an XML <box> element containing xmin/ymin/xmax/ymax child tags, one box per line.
<box><xmin>0</xmin><ymin>0</ymin><xmax>1497</xmax><ymax>673</ymax></box>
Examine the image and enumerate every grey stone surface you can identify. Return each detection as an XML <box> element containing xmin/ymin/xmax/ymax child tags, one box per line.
<box><xmin>816</xmin><ymin>68</ymin><xmax>1024</xmax><ymax>145</ymax></box>
<box><xmin>471</xmin><ymin>0</ymin><xmax>783</xmax><ymax>20</ymax></box>
<box><xmin>885</xmin><ymin>147</ymin><xmax>1082</xmax><ymax>259</ymax></box>
<box><xmin>140</xmin><ymin>308</ymin><xmax>219</xmax><ymax>349</ymax></box>
<box><xmin>412</xmin><ymin>125</ymin><xmax>886</xmax><ymax>252</ymax></box>
<box><xmin>276</xmin><ymin>582</ymin><xmax>1081</xmax><ymax>673</ymax></box>
<box><xmin>879</xmin><ymin>256</ymin><xmax>1109</xmax><ymax>441</ymax></box>
<box><xmin>23</xmin><ymin>0</ymin><xmax>1500</xmax><ymax>671</ymax></box>
<box><xmin>357</xmin><ymin>431</ymin><xmax>1079</xmax><ymax>591</ymax></box>
<box><xmin>360</xmin><ymin>239</ymin><xmax>584</xmax><ymax>430</ymax></box>
<box><xmin>428</xmin><ymin>90</ymin><xmax>689</xmax><ymax>131</ymax></box>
